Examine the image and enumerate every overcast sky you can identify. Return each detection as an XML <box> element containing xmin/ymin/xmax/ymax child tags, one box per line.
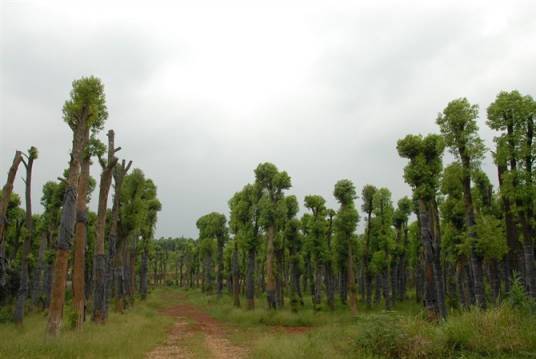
<box><xmin>1</xmin><ymin>1</ymin><xmax>535</xmax><ymax>239</ymax></box>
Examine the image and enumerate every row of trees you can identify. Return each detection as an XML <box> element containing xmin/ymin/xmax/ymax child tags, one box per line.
<box><xmin>0</xmin><ymin>77</ymin><xmax>161</xmax><ymax>335</ymax></box>
<box><xmin>149</xmin><ymin>90</ymin><xmax>534</xmax><ymax>322</ymax></box>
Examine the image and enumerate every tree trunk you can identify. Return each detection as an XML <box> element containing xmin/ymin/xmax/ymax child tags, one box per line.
<box><xmin>390</xmin><ymin>260</ymin><xmax>398</xmax><ymax>305</ymax></box>
<box><xmin>72</xmin><ymin>150</ymin><xmax>89</xmax><ymax>330</ymax></box>
<box><xmin>31</xmin><ymin>232</ymin><xmax>47</xmax><ymax>306</ymax></box>
<box><xmin>140</xmin><ymin>242</ymin><xmax>148</xmax><ymax>299</ymax></box>
<box><xmin>128</xmin><ymin>244</ymin><xmax>136</xmax><ymax>304</ymax></box>
<box><xmin>47</xmin><ymin>113</ymin><xmax>88</xmax><ymax>336</ymax></box>
<box><xmin>456</xmin><ymin>260</ymin><xmax>468</xmax><ymax>309</ymax></box>
<box><xmin>217</xmin><ymin>236</ymin><xmax>224</xmax><ymax>297</ymax></box>
<box><xmin>93</xmin><ymin>130</ymin><xmax>119</xmax><ymax>323</ymax></box>
<box><xmin>460</xmin><ymin>155</ymin><xmax>486</xmax><ymax>309</ymax></box>
<box><xmin>313</xmin><ymin>262</ymin><xmax>322</xmax><ymax>310</ymax></box>
<box><xmin>383</xmin><ymin>269</ymin><xmax>392</xmax><ymax>310</ymax></box>
<box><xmin>418</xmin><ymin>199</ymin><xmax>447</xmax><ymax>320</ymax></box>
<box><xmin>498</xmin><ymin>161</ymin><xmax>519</xmax><ymax>293</ymax></box>
<box><xmin>246</xmin><ymin>247</ymin><xmax>256</xmax><ymax>309</ymax></box>
<box><xmin>325</xmin><ymin>262</ymin><xmax>335</xmax><ymax>310</ymax></box>
<box><xmin>15</xmin><ymin>152</ymin><xmax>35</xmax><ymax>324</ymax></box>
<box><xmin>347</xmin><ymin>242</ymin><xmax>357</xmax><ymax>315</ymax></box>
<box><xmin>415</xmin><ymin>251</ymin><xmax>424</xmax><ymax>305</ymax></box>
<box><xmin>339</xmin><ymin>264</ymin><xmax>347</xmax><ymax>305</ymax></box>
<box><xmin>0</xmin><ymin>151</ymin><xmax>23</xmax><ymax>287</ymax></box>
<box><xmin>44</xmin><ymin>257</ymin><xmax>54</xmax><ymax>309</ymax></box>
<box><xmin>275</xmin><ymin>247</ymin><xmax>284</xmax><ymax>308</ymax></box>
<box><xmin>232</xmin><ymin>242</ymin><xmax>240</xmax><ymax>307</ymax></box>
<box><xmin>266</xmin><ymin>225</ymin><xmax>277</xmax><ymax>309</ymax></box>
<box><xmin>488</xmin><ymin>259</ymin><xmax>501</xmax><ymax>303</ymax></box>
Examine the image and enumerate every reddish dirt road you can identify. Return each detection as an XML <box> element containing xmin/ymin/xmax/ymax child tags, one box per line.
<box><xmin>146</xmin><ymin>296</ymin><xmax>248</xmax><ymax>359</ymax></box>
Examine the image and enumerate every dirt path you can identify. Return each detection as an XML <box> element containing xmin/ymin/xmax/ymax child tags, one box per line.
<box><xmin>146</xmin><ymin>295</ymin><xmax>248</xmax><ymax>359</ymax></box>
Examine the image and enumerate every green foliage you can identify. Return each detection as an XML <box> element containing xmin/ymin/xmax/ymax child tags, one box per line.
<box><xmin>474</xmin><ymin>214</ymin><xmax>506</xmax><ymax>260</ymax></box>
<box><xmin>255</xmin><ymin>162</ymin><xmax>292</xmax><ymax>229</ymax></box>
<box><xmin>228</xmin><ymin>183</ymin><xmax>262</xmax><ymax>250</ymax></box>
<box><xmin>508</xmin><ymin>273</ymin><xmax>527</xmax><ymax>308</ymax></box>
<box><xmin>62</xmin><ymin>76</ymin><xmax>108</xmax><ymax>132</ymax></box>
<box><xmin>333</xmin><ymin>179</ymin><xmax>357</xmax><ymax>206</ymax></box>
<box><xmin>397</xmin><ymin>134</ymin><xmax>445</xmax><ymax>201</ymax></box>
<box><xmin>196</xmin><ymin>212</ymin><xmax>227</xmax><ymax>242</ymax></box>
<box><xmin>436</xmin><ymin>97</ymin><xmax>485</xmax><ymax>165</ymax></box>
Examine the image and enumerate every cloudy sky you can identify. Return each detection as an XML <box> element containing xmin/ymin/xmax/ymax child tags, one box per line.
<box><xmin>1</xmin><ymin>0</ymin><xmax>535</xmax><ymax>238</ymax></box>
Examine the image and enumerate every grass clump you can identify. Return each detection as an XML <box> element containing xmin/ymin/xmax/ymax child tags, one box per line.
<box><xmin>443</xmin><ymin>305</ymin><xmax>536</xmax><ymax>356</ymax></box>
<box><xmin>354</xmin><ymin>313</ymin><xmax>445</xmax><ymax>359</ymax></box>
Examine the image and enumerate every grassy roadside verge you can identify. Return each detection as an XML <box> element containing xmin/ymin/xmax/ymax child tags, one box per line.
<box><xmin>180</xmin><ymin>289</ymin><xmax>536</xmax><ymax>359</ymax></box>
<box><xmin>0</xmin><ymin>288</ymin><xmax>181</xmax><ymax>358</ymax></box>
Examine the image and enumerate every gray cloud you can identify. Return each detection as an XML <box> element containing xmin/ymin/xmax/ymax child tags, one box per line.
<box><xmin>1</xmin><ymin>1</ymin><xmax>536</xmax><ymax>238</ymax></box>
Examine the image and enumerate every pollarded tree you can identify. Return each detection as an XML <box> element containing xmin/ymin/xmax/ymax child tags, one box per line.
<box><xmin>93</xmin><ymin>131</ymin><xmax>123</xmax><ymax>322</ymax></box>
<box><xmin>14</xmin><ymin>146</ymin><xmax>38</xmax><ymax>324</ymax></box>
<box><xmin>72</xmin><ymin>138</ymin><xmax>98</xmax><ymax>329</ymax></box>
<box><xmin>47</xmin><ymin>76</ymin><xmax>107</xmax><ymax>336</ymax></box>
<box><xmin>333</xmin><ymin>179</ymin><xmax>359</xmax><ymax>315</ymax></box>
<box><xmin>393</xmin><ymin>196</ymin><xmax>412</xmax><ymax>301</ymax></box>
<box><xmin>0</xmin><ymin>151</ymin><xmax>23</xmax><ymax>287</ymax></box>
<box><xmin>280</xmin><ymin>196</ymin><xmax>303</xmax><ymax>311</ymax></box>
<box><xmin>324</xmin><ymin>208</ymin><xmax>336</xmax><ymax>310</ymax></box>
<box><xmin>371</xmin><ymin>187</ymin><xmax>395</xmax><ymax>309</ymax></box>
<box><xmin>228</xmin><ymin>183</ymin><xmax>262</xmax><ymax>309</ymax></box>
<box><xmin>140</xmin><ymin>179</ymin><xmax>162</xmax><ymax>299</ymax></box>
<box><xmin>437</xmin><ymin>97</ymin><xmax>487</xmax><ymax>308</ymax></box>
<box><xmin>36</xmin><ymin>181</ymin><xmax>64</xmax><ymax>308</ymax></box>
<box><xmin>472</xmin><ymin>170</ymin><xmax>507</xmax><ymax>301</ymax></box>
<box><xmin>440</xmin><ymin>163</ymin><xmax>472</xmax><ymax>308</ymax></box>
<box><xmin>254</xmin><ymin>163</ymin><xmax>291</xmax><ymax>310</ymax></box>
<box><xmin>196</xmin><ymin>212</ymin><xmax>227</xmax><ymax>296</ymax></box>
<box><xmin>361</xmin><ymin>184</ymin><xmax>377</xmax><ymax>307</ymax></box>
<box><xmin>397</xmin><ymin>134</ymin><xmax>447</xmax><ymax>320</ymax></box>
<box><xmin>304</xmin><ymin>195</ymin><xmax>327</xmax><ymax>310</ymax></box>
<box><xmin>228</xmin><ymin>192</ymin><xmax>242</xmax><ymax>307</ymax></box>
<box><xmin>487</xmin><ymin>90</ymin><xmax>536</xmax><ymax>297</ymax></box>
<box><xmin>285</xmin><ymin>209</ymin><xmax>303</xmax><ymax>312</ymax></box>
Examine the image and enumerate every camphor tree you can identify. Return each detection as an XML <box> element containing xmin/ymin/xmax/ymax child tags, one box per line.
<box><xmin>47</xmin><ymin>76</ymin><xmax>107</xmax><ymax>336</ymax></box>
<box><xmin>361</xmin><ymin>184</ymin><xmax>377</xmax><ymax>307</ymax></box>
<box><xmin>370</xmin><ymin>187</ymin><xmax>395</xmax><ymax>309</ymax></box>
<box><xmin>440</xmin><ymin>163</ymin><xmax>471</xmax><ymax>308</ymax></box>
<box><xmin>93</xmin><ymin>131</ymin><xmax>122</xmax><ymax>323</ymax></box>
<box><xmin>304</xmin><ymin>195</ymin><xmax>327</xmax><ymax>310</ymax></box>
<box><xmin>333</xmin><ymin>179</ymin><xmax>359</xmax><ymax>315</ymax></box>
<box><xmin>196</xmin><ymin>212</ymin><xmax>227</xmax><ymax>296</ymax></box>
<box><xmin>487</xmin><ymin>90</ymin><xmax>536</xmax><ymax>297</ymax></box>
<box><xmin>393</xmin><ymin>196</ymin><xmax>412</xmax><ymax>301</ymax></box>
<box><xmin>472</xmin><ymin>169</ymin><xmax>507</xmax><ymax>302</ymax></box>
<box><xmin>139</xmin><ymin>178</ymin><xmax>161</xmax><ymax>299</ymax></box>
<box><xmin>285</xmin><ymin>198</ymin><xmax>303</xmax><ymax>312</ymax></box>
<box><xmin>14</xmin><ymin>146</ymin><xmax>38</xmax><ymax>324</ymax></box>
<box><xmin>110</xmin><ymin>160</ymin><xmax>134</xmax><ymax>311</ymax></box>
<box><xmin>324</xmin><ymin>208</ymin><xmax>336</xmax><ymax>310</ymax></box>
<box><xmin>255</xmin><ymin>162</ymin><xmax>291</xmax><ymax>310</ymax></box>
<box><xmin>397</xmin><ymin>134</ymin><xmax>447</xmax><ymax>320</ymax></box>
<box><xmin>228</xmin><ymin>183</ymin><xmax>262</xmax><ymax>309</ymax></box>
<box><xmin>437</xmin><ymin>98</ymin><xmax>487</xmax><ymax>308</ymax></box>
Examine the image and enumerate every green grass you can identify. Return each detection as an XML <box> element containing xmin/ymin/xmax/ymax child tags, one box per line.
<box><xmin>180</xmin><ymin>289</ymin><xmax>536</xmax><ymax>359</ymax></box>
<box><xmin>0</xmin><ymin>288</ymin><xmax>181</xmax><ymax>359</ymax></box>
<box><xmin>2</xmin><ymin>288</ymin><xmax>535</xmax><ymax>359</ymax></box>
